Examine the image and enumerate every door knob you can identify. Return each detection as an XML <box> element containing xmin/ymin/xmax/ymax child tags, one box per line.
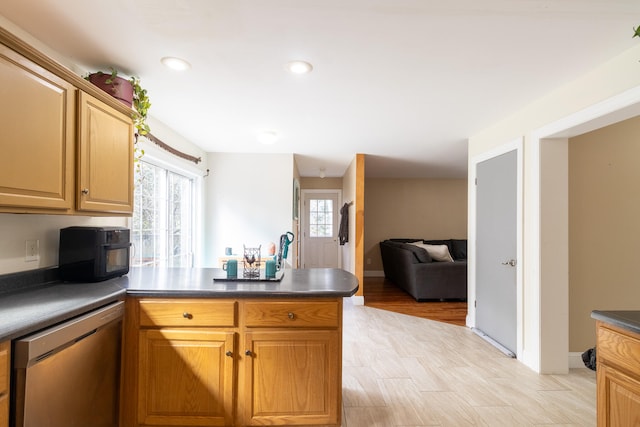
<box><xmin>501</xmin><ymin>259</ymin><xmax>516</xmax><ymax>267</ymax></box>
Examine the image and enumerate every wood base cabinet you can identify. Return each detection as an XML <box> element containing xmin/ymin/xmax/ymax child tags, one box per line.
<box><xmin>596</xmin><ymin>321</ymin><xmax>640</xmax><ymax>426</ymax></box>
<box><xmin>0</xmin><ymin>341</ymin><xmax>10</xmax><ymax>427</ymax></box>
<box><xmin>242</xmin><ymin>330</ymin><xmax>339</xmax><ymax>425</ymax></box>
<box><xmin>138</xmin><ymin>329</ymin><xmax>235</xmax><ymax>426</ymax></box>
<box><xmin>122</xmin><ymin>297</ymin><xmax>343</xmax><ymax>427</ymax></box>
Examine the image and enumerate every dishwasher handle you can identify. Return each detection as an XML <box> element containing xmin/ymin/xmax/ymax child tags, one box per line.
<box><xmin>14</xmin><ymin>300</ymin><xmax>124</xmax><ymax>368</ymax></box>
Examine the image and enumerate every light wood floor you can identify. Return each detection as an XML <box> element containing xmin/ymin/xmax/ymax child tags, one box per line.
<box><xmin>342</xmin><ymin>295</ymin><xmax>596</xmax><ymax>426</ymax></box>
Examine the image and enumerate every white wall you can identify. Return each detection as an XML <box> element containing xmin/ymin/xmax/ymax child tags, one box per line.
<box><xmin>0</xmin><ymin>214</ymin><xmax>127</xmax><ymax>274</ymax></box>
<box><xmin>204</xmin><ymin>153</ymin><xmax>295</xmax><ymax>267</ymax></box>
<box><xmin>468</xmin><ymin>43</ymin><xmax>640</xmax><ymax>373</ymax></box>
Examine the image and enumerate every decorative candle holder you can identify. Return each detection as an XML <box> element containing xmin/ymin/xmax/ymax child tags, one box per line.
<box><xmin>242</xmin><ymin>245</ymin><xmax>261</xmax><ymax>278</ymax></box>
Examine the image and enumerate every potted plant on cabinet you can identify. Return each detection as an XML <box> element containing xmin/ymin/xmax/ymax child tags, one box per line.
<box><xmin>85</xmin><ymin>68</ymin><xmax>151</xmax><ymax>140</ymax></box>
<box><xmin>85</xmin><ymin>68</ymin><xmax>151</xmax><ymax>166</ymax></box>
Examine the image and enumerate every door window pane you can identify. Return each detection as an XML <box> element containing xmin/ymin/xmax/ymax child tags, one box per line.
<box><xmin>309</xmin><ymin>199</ymin><xmax>333</xmax><ymax>238</ymax></box>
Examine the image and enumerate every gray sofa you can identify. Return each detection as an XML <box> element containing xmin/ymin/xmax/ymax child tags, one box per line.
<box><xmin>379</xmin><ymin>239</ymin><xmax>467</xmax><ymax>301</ymax></box>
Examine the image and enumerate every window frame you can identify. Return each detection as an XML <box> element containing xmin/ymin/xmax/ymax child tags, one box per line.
<box><xmin>128</xmin><ymin>139</ymin><xmax>204</xmax><ymax>267</ymax></box>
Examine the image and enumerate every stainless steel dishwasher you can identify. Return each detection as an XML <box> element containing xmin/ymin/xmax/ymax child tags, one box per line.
<box><xmin>12</xmin><ymin>300</ymin><xmax>124</xmax><ymax>427</ymax></box>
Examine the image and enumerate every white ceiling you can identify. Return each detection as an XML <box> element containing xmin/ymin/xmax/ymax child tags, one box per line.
<box><xmin>2</xmin><ymin>0</ymin><xmax>639</xmax><ymax>178</ymax></box>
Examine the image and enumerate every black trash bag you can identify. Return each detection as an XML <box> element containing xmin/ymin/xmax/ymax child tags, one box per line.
<box><xmin>582</xmin><ymin>347</ymin><xmax>597</xmax><ymax>371</ymax></box>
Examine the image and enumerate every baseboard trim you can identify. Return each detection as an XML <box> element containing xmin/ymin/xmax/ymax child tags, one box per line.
<box><xmin>569</xmin><ymin>352</ymin><xmax>587</xmax><ymax>369</ymax></box>
<box><xmin>364</xmin><ymin>270</ymin><xmax>384</xmax><ymax>277</ymax></box>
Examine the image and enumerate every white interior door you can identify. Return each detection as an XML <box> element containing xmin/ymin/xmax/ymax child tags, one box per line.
<box><xmin>301</xmin><ymin>191</ymin><xmax>339</xmax><ymax>268</ymax></box>
<box><xmin>476</xmin><ymin>150</ymin><xmax>517</xmax><ymax>355</ymax></box>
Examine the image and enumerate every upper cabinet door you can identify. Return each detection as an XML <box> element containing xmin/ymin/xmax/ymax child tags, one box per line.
<box><xmin>0</xmin><ymin>44</ymin><xmax>75</xmax><ymax>211</ymax></box>
<box><xmin>77</xmin><ymin>90</ymin><xmax>134</xmax><ymax>214</ymax></box>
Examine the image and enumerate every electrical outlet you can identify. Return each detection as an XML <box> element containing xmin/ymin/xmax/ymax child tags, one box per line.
<box><xmin>366</xmin><ymin>258</ymin><xmax>371</xmax><ymax>265</ymax></box>
<box><xmin>25</xmin><ymin>239</ymin><xmax>39</xmax><ymax>262</ymax></box>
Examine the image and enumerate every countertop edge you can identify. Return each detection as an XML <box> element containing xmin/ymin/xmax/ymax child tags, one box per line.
<box><xmin>591</xmin><ymin>310</ymin><xmax>640</xmax><ymax>335</ymax></box>
<box><xmin>0</xmin><ymin>288</ymin><xmax>126</xmax><ymax>342</ymax></box>
<box><xmin>124</xmin><ymin>287</ymin><xmax>359</xmax><ymax>298</ymax></box>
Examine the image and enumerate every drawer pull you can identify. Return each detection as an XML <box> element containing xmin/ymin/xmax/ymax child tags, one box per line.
<box><xmin>288</xmin><ymin>312</ymin><xmax>295</xmax><ymax>320</ymax></box>
<box><xmin>226</xmin><ymin>351</ymin><xmax>233</xmax><ymax>357</ymax></box>
<box><xmin>182</xmin><ymin>312</ymin><xmax>193</xmax><ymax>319</ymax></box>
<box><xmin>245</xmin><ymin>350</ymin><xmax>252</xmax><ymax>357</ymax></box>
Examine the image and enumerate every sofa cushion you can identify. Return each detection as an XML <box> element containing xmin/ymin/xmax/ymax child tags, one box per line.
<box><xmin>450</xmin><ymin>239</ymin><xmax>467</xmax><ymax>260</ymax></box>
<box><xmin>411</xmin><ymin>242</ymin><xmax>452</xmax><ymax>262</ymax></box>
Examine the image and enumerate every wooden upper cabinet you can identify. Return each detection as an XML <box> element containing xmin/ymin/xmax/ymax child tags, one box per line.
<box><xmin>0</xmin><ymin>43</ymin><xmax>75</xmax><ymax>211</ymax></box>
<box><xmin>0</xmin><ymin>27</ymin><xmax>135</xmax><ymax>216</ymax></box>
<box><xmin>77</xmin><ymin>90</ymin><xmax>134</xmax><ymax>214</ymax></box>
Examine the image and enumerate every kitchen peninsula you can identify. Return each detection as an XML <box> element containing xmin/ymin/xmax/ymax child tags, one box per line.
<box><xmin>0</xmin><ymin>267</ymin><xmax>357</xmax><ymax>427</ymax></box>
<box><xmin>591</xmin><ymin>310</ymin><xmax>640</xmax><ymax>427</ymax></box>
<box><xmin>121</xmin><ymin>267</ymin><xmax>358</xmax><ymax>427</ymax></box>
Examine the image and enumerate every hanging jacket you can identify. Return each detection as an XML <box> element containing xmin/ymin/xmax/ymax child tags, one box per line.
<box><xmin>339</xmin><ymin>203</ymin><xmax>349</xmax><ymax>245</ymax></box>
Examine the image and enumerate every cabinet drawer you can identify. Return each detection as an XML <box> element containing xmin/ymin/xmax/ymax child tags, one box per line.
<box><xmin>0</xmin><ymin>341</ymin><xmax>8</xmax><ymax>396</ymax></box>
<box><xmin>244</xmin><ymin>301</ymin><xmax>339</xmax><ymax>328</ymax></box>
<box><xmin>597</xmin><ymin>323</ymin><xmax>640</xmax><ymax>374</ymax></box>
<box><xmin>139</xmin><ymin>300</ymin><xmax>237</xmax><ymax>327</ymax></box>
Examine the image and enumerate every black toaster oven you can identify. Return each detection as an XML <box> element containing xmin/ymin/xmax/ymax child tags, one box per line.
<box><xmin>58</xmin><ymin>226</ymin><xmax>130</xmax><ymax>282</ymax></box>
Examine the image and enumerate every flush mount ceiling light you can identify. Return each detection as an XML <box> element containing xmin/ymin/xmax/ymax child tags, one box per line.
<box><xmin>285</xmin><ymin>60</ymin><xmax>313</xmax><ymax>74</ymax></box>
<box><xmin>161</xmin><ymin>56</ymin><xmax>191</xmax><ymax>71</ymax></box>
<box><xmin>256</xmin><ymin>130</ymin><xmax>279</xmax><ymax>144</ymax></box>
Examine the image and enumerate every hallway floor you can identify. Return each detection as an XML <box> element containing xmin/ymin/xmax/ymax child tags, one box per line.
<box><xmin>341</xmin><ymin>298</ymin><xmax>596</xmax><ymax>426</ymax></box>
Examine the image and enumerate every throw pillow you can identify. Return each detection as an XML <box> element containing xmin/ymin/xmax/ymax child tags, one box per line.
<box><xmin>410</xmin><ymin>242</ymin><xmax>454</xmax><ymax>262</ymax></box>
<box><xmin>403</xmin><ymin>243</ymin><xmax>431</xmax><ymax>263</ymax></box>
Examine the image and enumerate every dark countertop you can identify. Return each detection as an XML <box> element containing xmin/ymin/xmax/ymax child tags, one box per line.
<box><xmin>124</xmin><ymin>267</ymin><xmax>359</xmax><ymax>298</ymax></box>
<box><xmin>0</xmin><ymin>267</ymin><xmax>359</xmax><ymax>342</ymax></box>
<box><xmin>592</xmin><ymin>310</ymin><xmax>640</xmax><ymax>335</ymax></box>
<box><xmin>0</xmin><ymin>280</ymin><xmax>126</xmax><ymax>342</ymax></box>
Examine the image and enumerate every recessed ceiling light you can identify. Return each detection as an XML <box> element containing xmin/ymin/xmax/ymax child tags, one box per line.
<box><xmin>161</xmin><ymin>56</ymin><xmax>191</xmax><ymax>71</ymax></box>
<box><xmin>285</xmin><ymin>60</ymin><xmax>313</xmax><ymax>74</ymax></box>
<box><xmin>257</xmin><ymin>130</ymin><xmax>279</xmax><ymax>144</ymax></box>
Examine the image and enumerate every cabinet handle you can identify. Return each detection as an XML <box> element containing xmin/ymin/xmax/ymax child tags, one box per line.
<box><xmin>288</xmin><ymin>312</ymin><xmax>295</xmax><ymax>320</ymax></box>
<box><xmin>245</xmin><ymin>350</ymin><xmax>252</xmax><ymax>356</ymax></box>
<box><xmin>182</xmin><ymin>312</ymin><xmax>192</xmax><ymax>319</ymax></box>
<box><xmin>226</xmin><ymin>351</ymin><xmax>233</xmax><ymax>357</ymax></box>
<box><xmin>81</xmin><ymin>188</ymin><xmax>89</xmax><ymax>195</ymax></box>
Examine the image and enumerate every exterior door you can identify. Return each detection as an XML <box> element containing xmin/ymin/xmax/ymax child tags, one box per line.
<box><xmin>476</xmin><ymin>150</ymin><xmax>517</xmax><ymax>354</ymax></box>
<box><xmin>301</xmin><ymin>191</ymin><xmax>339</xmax><ymax>268</ymax></box>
